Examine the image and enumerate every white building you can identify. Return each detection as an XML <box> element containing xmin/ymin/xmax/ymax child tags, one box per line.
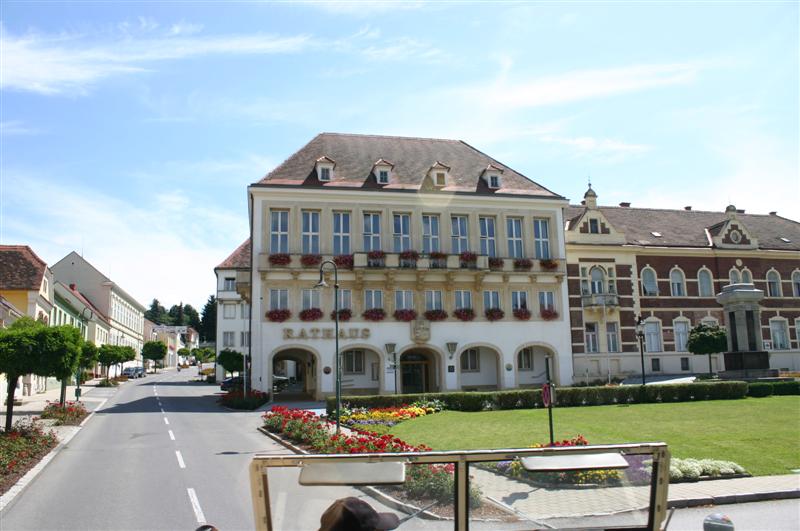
<box><xmin>52</xmin><ymin>252</ymin><xmax>145</xmax><ymax>359</ymax></box>
<box><xmin>234</xmin><ymin>133</ymin><xmax>573</xmax><ymax>400</ymax></box>
<box><xmin>214</xmin><ymin>240</ymin><xmax>251</xmax><ymax>379</ymax></box>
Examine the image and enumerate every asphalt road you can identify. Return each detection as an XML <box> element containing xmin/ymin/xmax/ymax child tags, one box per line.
<box><xmin>0</xmin><ymin>369</ymin><xmax>285</xmax><ymax>531</ymax></box>
<box><xmin>666</xmin><ymin>499</ymin><xmax>800</xmax><ymax>531</ymax></box>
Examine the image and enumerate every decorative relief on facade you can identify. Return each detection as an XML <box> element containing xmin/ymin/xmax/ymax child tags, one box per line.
<box><xmin>411</xmin><ymin>318</ymin><xmax>431</xmax><ymax>343</ymax></box>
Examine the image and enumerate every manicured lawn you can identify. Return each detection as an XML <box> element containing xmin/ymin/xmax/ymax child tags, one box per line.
<box><xmin>388</xmin><ymin>396</ymin><xmax>800</xmax><ymax>476</ymax></box>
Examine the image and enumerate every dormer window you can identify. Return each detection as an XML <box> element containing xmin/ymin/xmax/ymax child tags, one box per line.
<box><xmin>372</xmin><ymin>158</ymin><xmax>394</xmax><ymax>186</ymax></box>
<box><xmin>483</xmin><ymin>164</ymin><xmax>504</xmax><ymax>189</ymax></box>
<box><xmin>489</xmin><ymin>175</ymin><xmax>500</xmax><ymax>188</ymax></box>
<box><xmin>589</xmin><ymin>219</ymin><xmax>599</xmax><ymax>234</ymax></box>
<box><xmin>435</xmin><ymin>172</ymin><xmax>446</xmax><ymax>186</ymax></box>
<box><xmin>315</xmin><ymin>156</ymin><xmax>335</xmax><ymax>182</ymax></box>
<box><xmin>428</xmin><ymin>161</ymin><xmax>451</xmax><ymax>188</ymax></box>
<box><xmin>378</xmin><ymin>170</ymin><xmax>389</xmax><ymax>184</ymax></box>
<box><xmin>320</xmin><ymin>167</ymin><xmax>331</xmax><ymax>181</ymax></box>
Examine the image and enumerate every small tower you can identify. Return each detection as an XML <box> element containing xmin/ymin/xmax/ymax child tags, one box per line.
<box><xmin>584</xmin><ymin>184</ymin><xmax>598</xmax><ymax>210</ymax></box>
<box><xmin>725</xmin><ymin>204</ymin><xmax>737</xmax><ymax>219</ymax></box>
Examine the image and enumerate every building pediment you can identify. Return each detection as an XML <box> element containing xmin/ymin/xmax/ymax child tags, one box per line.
<box><xmin>566</xmin><ymin>208</ymin><xmax>626</xmax><ymax>245</ymax></box>
<box><xmin>708</xmin><ymin>213</ymin><xmax>758</xmax><ymax>250</ymax></box>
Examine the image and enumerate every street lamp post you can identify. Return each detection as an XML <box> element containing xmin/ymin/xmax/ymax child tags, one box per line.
<box><xmin>315</xmin><ymin>260</ymin><xmax>340</xmax><ymax>434</ymax></box>
<box><xmin>636</xmin><ymin>315</ymin><xmax>646</xmax><ymax>386</ymax></box>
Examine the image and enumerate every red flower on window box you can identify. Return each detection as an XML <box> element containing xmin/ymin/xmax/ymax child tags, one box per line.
<box><xmin>485</xmin><ymin>307</ymin><xmax>505</xmax><ymax>321</ymax></box>
<box><xmin>300</xmin><ymin>254</ymin><xmax>322</xmax><ymax>267</ymax></box>
<box><xmin>330</xmin><ymin>308</ymin><xmax>352</xmax><ymax>321</ymax></box>
<box><xmin>333</xmin><ymin>254</ymin><xmax>354</xmax><ymax>269</ymax></box>
<box><xmin>453</xmin><ymin>308</ymin><xmax>475</xmax><ymax>321</ymax></box>
<box><xmin>362</xmin><ymin>308</ymin><xmax>386</xmax><ymax>321</ymax></box>
<box><xmin>513</xmin><ymin>308</ymin><xmax>532</xmax><ymax>320</ymax></box>
<box><xmin>429</xmin><ymin>251</ymin><xmax>447</xmax><ymax>260</ymax></box>
<box><xmin>267</xmin><ymin>309</ymin><xmax>291</xmax><ymax>322</ymax></box>
<box><xmin>540</xmin><ymin>258</ymin><xmax>558</xmax><ymax>271</ymax></box>
<box><xmin>268</xmin><ymin>253</ymin><xmax>291</xmax><ymax>266</ymax></box>
<box><xmin>393</xmin><ymin>309</ymin><xmax>418</xmax><ymax>322</ymax></box>
<box><xmin>367</xmin><ymin>250</ymin><xmax>386</xmax><ymax>260</ymax></box>
<box><xmin>459</xmin><ymin>251</ymin><xmax>478</xmax><ymax>263</ymax></box>
<box><xmin>540</xmin><ymin>308</ymin><xmax>559</xmax><ymax>320</ymax></box>
<box><xmin>299</xmin><ymin>308</ymin><xmax>323</xmax><ymax>321</ymax></box>
<box><xmin>424</xmin><ymin>309</ymin><xmax>448</xmax><ymax>321</ymax></box>
<box><xmin>513</xmin><ymin>258</ymin><xmax>533</xmax><ymax>271</ymax></box>
<box><xmin>399</xmin><ymin>250</ymin><xmax>419</xmax><ymax>261</ymax></box>
<box><xmin>488</xmin><ymin>257</ymin><xmax>504</xmax><ymax>270</ymax></box>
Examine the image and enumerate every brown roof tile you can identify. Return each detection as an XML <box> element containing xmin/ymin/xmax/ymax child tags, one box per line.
<box><xmin>0</xmin><ymin>245</ymin><xmax>48</xmax><ymax>290</ymax></box>
<box><xmin>216</xmin><ymin>239</ymin><xmax>251</xmax><ymax>270</ymax></box>
<box><xmin>256</xmin><ymin>133</ymin><xmax>562</xmax><ymax>198</ymax></box>
<box><xmin>566</xmin><ymin>205</ymin><xmax>800</xmax><ymax>251</ymax></box>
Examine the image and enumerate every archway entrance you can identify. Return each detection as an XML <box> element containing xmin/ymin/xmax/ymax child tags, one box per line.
<box><xmin>272</xmin><ymin>348</ymin><xmax>317</xmax><ymax>400</ymax></box>
<box><xmin>400</xmin><ymin>350</ymin><xmax>439</xmax><ymax>394</ymax></box>
<box><xmin>458</xmin><ymin>346</ymin><xmax>502</xmax><ymax>391</ymax></box>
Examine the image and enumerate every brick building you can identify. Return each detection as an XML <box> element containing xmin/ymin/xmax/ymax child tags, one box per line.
<box><xmin>566</xmin><ymin>187</ymin><xmax>800</xmax><ymax>382</ymax></box>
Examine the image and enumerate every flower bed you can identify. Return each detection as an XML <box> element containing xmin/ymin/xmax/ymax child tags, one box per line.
<box><xmin>220</xmin><ymin>390</ymin><xmax>270</xmax><ymax>410</ymax></box>
<box><xmin>40</xmin><ymin>400</ymin><xmax>89</xmax><ymax>426</ymax></box>
<box><xmin>330</xmin><ymin>308</ymin><xmax>352</xmax><ymax>321</ymax></box>
<box><xmin>0</xmin><ymin>418</ymin><xmax>58</xmax><ymax>496</ymax></box>
<box><xmin>424</xmin><ymin>309</ymin><xmax>448</xmax><ymax>321</ymax></box>
<box><xmin>300</xmin><ymin>254</ymin><xmax>322</xmax><ymax>267</ymax></box>
<box><xmin>268</xmin><ymin>253</ymin><xmax>291</xmax><ymax>266</ymax></box>
<box><xmin>333</xmin><ymin>254</ymin><xmax>354</xmax><ymax>269</ymax></box>
<box><xmin>485</xmin><ymin>307</ymin><xmax>505</xmax><ymax>321</ymax></box>
<box><xmin>362</xmin><ymin>308</ymin><xmax>386</xmax><ymax>321</ymax></box>
<box><xmin>670</xmin><ymin>458</ymin><xmax>748</xmax><ymax>482</ymax></box>
<box><xmin>512</xmin><ymin>308</ymin><xmax>531</xmax><ymax>320</ymax></box>
<box><xmin>393</xmin><ymin>309</ymin><xmax>417</xmax><ymax>322</ymax></box>
<box><xmin>299</xmin><ymin>308</ymin><xmax>323</xmax><ymax>321</ymax></box>
<box><xmin>340</xmin><ymin>401</ymin><xmax>443</xmax><ymax>430</ymax></box>
<box><xmin>453</xmin><ymin>308</ymin><xmax>475</xmax><ymax>321</ymax></box>
<box><xmin>267</xmin><ymin>309</ymin><xmax>292</xmax><ymax>322</ymax></box>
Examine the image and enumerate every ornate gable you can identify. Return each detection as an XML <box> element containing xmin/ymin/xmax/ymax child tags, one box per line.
<box><xmin>565</xmin><ymin>187</ymin><xmax>626</xmax><ymax>245</ymax></box>
<box><xmin>709</xmin><ymin>205</ymin><xmax>758</xmax><ymax>249</ymax></box>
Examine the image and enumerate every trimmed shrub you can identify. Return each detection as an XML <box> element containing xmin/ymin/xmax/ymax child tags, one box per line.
<box><xmin>771</xmin><ymin>381</ymin><xmax>800</xmax><ymax>395</ymax></box>
<box><xmin>747</xmin><ymin>383</ymin><xmax>774</xmax><ymax>397</ymax></box>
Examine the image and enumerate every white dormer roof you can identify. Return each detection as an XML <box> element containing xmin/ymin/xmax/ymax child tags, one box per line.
<box><xmin>315</xmin><ymin>156</ymin><xmax>336</xmax><ymax>181</ymax></box>
<box><xmin>482</xmin><ymin>164</ymin><xmax>504</xmax><ymax>188</ymax></box>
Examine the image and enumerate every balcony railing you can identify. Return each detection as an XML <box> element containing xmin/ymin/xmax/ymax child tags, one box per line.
<box><xmin>581</xmin><ymin>292</ymin><xmax>619</xmax><ymax>308</ymax></box>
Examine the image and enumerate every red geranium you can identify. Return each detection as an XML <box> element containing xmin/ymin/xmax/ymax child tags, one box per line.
<box><xmin>540</xmin><ymin>308</ymin><xmax>559</xmax><ymax>320</ymax></box>
<box><xmin>540</xmin><ymin>258</ymin><xmax>558</xmax><ymax>271</ymax></box>
<box><xmin>268</xmin><ymin>253</ymin><xmax>291</xmax><ymax>266</ymax></box>
<box><xmin>330</xmin><ymin>308</ymin><xmax>352</xmax><ymax>321</ymax></box>
<box><xmin>513</xmin><ymin>308</ymin><xmax>532</xmax><ymax>320</ymax></box>
<box><xmin>424</xmin><ymin>309</ymin><xmax>448</xmax><ymax>321</ymax></box>
<box><xmin>362</xmin><ymin>308</ymin><xmax>386</xmax><ymax>321</ymax></box>
<box><xmin>300</xmin><ymin>254</ymin><xmax>322</xmax><ymax>267</ymax></box>
<box><xmin>485</xmin><ymin>307</ymin><xmax>505</xmax><ymax>321</ymax></box>
<box><xmin>393</xmin><ymin>309</ymin><xmax>418</xmax><ymax>322</ymax></box>
<box><xmin>267</xmin><ymin>309</ymin><xmax>291</xmax><ymax>322</ymax></box>
<box><xmin>333</xmin><ymin>254</ymin><xmax>354</xmax><ymax>269</ymax></box>
<box><xmin>299</xmin><ymin>308</ymin><xmax>323</xmax><ymax>321</ymax></box>
<box><xmin>453</xmin><ymin>308</ymin><xmax>475</xmax><ymax>321</ymax></box>
<box><xmin>513</xmin><ymin>258</ymin><xmax>533</xmax><ymax>271</ymax></box>
<box><xmin>488</xmin><ymin>257</ymin><xmax>504</xmax><ymax>269</ymax></box>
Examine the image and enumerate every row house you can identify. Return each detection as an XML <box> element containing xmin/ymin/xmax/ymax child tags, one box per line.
<box><xmin>235</xmin><ymin>132</ymin><xmax>572</xmax><ymax>400</ymax></box>
<box><xmin>566</xmin><ymin>187</ymin><xmax>800</xmax><ymax>381</ymax></box>
<box><xmin>215</xmin><ymin>238</ymin><xmax>252</xmax><ymax>379</ymax></box>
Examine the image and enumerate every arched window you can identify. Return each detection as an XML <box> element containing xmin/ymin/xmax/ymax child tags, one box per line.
<box><xmin>741</xmin><ymin>269</ymin><xmax>752</xmax><ymax>283</ymax></box>
<box><xmin>590</xmin><ymin>267</ymin><xmax>605</xmax><ymax>294</ymax></box>
<box><xmin>670</xmin><ymin>269</ymin><xmax>685</xmax><ymax>297</ymax></box>
<box><xmin>641</xmin><ymin>268</ymin><xmax>658</xmax><ymax>296</ymax></box>
<box><xmin>793</xmin><ymin>271</ymin><xmax>800</xmax><ymax>297</ymax></box>
<box><xmin>729</xmin><ymin>269</ymin><xmax>740</xmax><ymax>284</ymax></box>
<box><xmin>698</xmin><ymin>269</ymin><xmax>713</xmax><ymax>297</ymax></box>
<box><xmin>767</xmin><ymin>271</ymin><xmax>782</xmax><ymax>297</ymax></box>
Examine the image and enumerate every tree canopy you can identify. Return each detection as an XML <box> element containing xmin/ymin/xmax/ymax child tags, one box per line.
<box><xmin>217</xmin><ymin>348</ymin><xmax>243</xmax><ymax>375</ymax></box>
<box><xmin>199</xmin><ymin>295</ymin><xmax>216</xmax><ymax>342</ymax></box>
<box><xmin>142</xmin><ymin>341</ymin><xmax>167</xmax><ymax>372</ymax></box>
<box><xmin>687</xmin><ymin>324</ymin><xmax>728</xmax><ymax>355</ymax></box>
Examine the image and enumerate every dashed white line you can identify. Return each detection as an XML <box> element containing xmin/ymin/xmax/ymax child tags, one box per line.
<box><xmin>168</xmin><ymin>430</ymin><xmax>175</xmax><ymax>441</ymax></box>
<box><xmin>175</xmin><ymin>450</ymin><xmax>186</xmax><ymax>469</ymax></box>
<box><xmin>164</xmin><ymin>417</ymin><xmax>170</xmax><ymax>425</ymax></box>
<box><xmin>187</xmin><ymin>488</ymin><xmax>206</xmax><ymax>524</ymax></box>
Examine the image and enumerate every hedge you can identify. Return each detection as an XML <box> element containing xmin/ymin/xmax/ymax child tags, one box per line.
<box><xmin>327</xmin><ymin>381</ymin><xmax>751</xmax><ymax>415</ymax></box>
<box><xmin>747</xmin><ymin>381</ymin><xmax>800</xmax><ymax>398</ymax></box>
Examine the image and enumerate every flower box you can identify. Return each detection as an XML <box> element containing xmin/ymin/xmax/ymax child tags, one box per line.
<box><xmin>513</xmin><ymin>308</ymin><xmax>532</xmax><ymax>320</ymax></box>
<box><xmin>267</xmin><ymin>309</ymin><xmax>291</xmax><ymax>322</ymax></box>
<box><xmin>399</xmin><ymin>250</ymin><xmax>419</xmax><ymax>261</ymax></box>
<box><xmin>459</xmin><ymin>251</ymin><xmax>478</xmax><ymax>263</ymax></box>
<box><xmin>362</xmin><ymin>308</ymin><xmax>386</xmax><ymax>321</ymax></box>
<box><xmin>429</xmin><ymin>251</ymin><xmax>447</xmax><ymax>260</ymax></box>
<box><xmin>393</xmin><ymin>309</ymin><xmax>418</xmax><ymax>322</ymax></box>
<box><xmin>453</xmin><ymin>308</ymin><xmax>475</xmax><ymax>321</ymax></box>
<box><xmin>333</xmin><ymin>254</ymin><xmax>354</xmax><ymax>269</ymax></box>
<box><xmin>540</xmin><ymin>308</ymin><xmax>559</xmax><ymax>321</ymax></box>
<box><xmin>300</xmin><ymin>254</ymin><xmax>322</xmax><ymax>267</ymax></box>
<box><xmin>485</xmin><ymin>307</ymin><xmax>505</xmax><ymax>321</ymax></box>
<box><xmin>488</xmin><ymin>257</ymin><xmax>504</xmax><ymax>270</ymax></box>
<box><xmin>424</xmin><ymin>309</ymin><xmax>448</xmax><ymax>322</ymax></box>
<box><xmin>268</xmin><ymin>253</ymin><xmax>291</xmax><ymax>266</ymax></box>
<box><xmin>513</xmin><ymin>258</ymin><xmax>533</xmax><ymax>271</ymax></box>
<box><xmin>299</xmin><ymin>308</ymin><xmax>323</xmax><ymax>321</ymax></box>
<box><xmin>540</xmin><ymin>258</ymin><xmax>558</xmax><ymax>271</ymax></box>
<box><xmin>367</xmin><ymin>250</ymin><xmax>386</xmax><ymax>260</ymax></box>
<box><xmin>330</xmin><ymin>308</ymin><xmax>352</xmax><ymax>321</ymax></box>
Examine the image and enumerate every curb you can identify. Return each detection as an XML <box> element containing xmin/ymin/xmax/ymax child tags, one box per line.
<box><xmin>667</xmin><ymin>488</ymin><xmax>800</xmax><ymax>509</ymax></box>
<box><xmin>0</xmin><ymin>395</ymin><xmax>110</xmax><ymax>513</ymax></box>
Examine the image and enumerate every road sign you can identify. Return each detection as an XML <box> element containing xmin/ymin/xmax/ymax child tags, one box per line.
<box><xmin>542</xmin><ymin>383</ymin><xmax>551</xmax><ymax>407</ymax></box>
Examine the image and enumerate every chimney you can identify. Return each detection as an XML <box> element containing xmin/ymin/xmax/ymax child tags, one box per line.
<box><xmin>769</xmin><ymin>211</ymin><xmax>777</xmax><ymax>216</ymax></box>
<box><xmin>69</xmin><ymin>283</ymin><xmax>76</xmax><ymax>290</ymax></box>
<box><xmin>619</xmin><ymin>202</ymin><xmax>631</xmax><ymax>208</ymax></box>
<box><xmin>684</xmin><ymin>206</ymin><xmax>692</xmax><ymax>211</ymax></box>
<box><xmin>737</xmin><ymin>209</ymin><xmax>745</xmax><ymax>214</ymax></box>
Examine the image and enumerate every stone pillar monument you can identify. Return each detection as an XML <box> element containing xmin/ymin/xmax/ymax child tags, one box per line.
<box><xmin>716</xmin><ymin>283</ymin><xmax>771</xmax><ymax>374</ymax></box>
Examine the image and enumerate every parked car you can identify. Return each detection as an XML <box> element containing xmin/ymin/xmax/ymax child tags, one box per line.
<box><xmin>220</xmin><ymin>376</ymin><xmax>243</xmax><ymax>391</ymax></box>
<box><xmin>122</xmin><ymin>367</ymin><xmax>137</xmax><ymax>378</ymax></box>
<box><xmin>134</xmin><ymin>367</ymin><xmax>145</xmax><ymax>378</ymax></box>
<box><xmin>273</xmin><ymin>375</ymin><xmax>289</xmax><ymax>393</ymax></box>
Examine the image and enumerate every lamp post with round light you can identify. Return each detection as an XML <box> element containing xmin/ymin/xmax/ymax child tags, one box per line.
<box><xmin>636</xmin><ymin>315</ymin><xmax>646</xmax><ymax>386</ymax></box>
<box><xmin>314</xmin><ymin>260</ymin><xmax>341</xmax><ymax>433</ymax></box>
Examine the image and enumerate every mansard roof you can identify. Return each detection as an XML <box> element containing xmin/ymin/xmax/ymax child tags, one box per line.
<box><xmin>565</xmin><ymin>205</ymin><xmax>800</xmax><ymax>251</ymax></box>
<box><xmin>256</xmin><ymin>133</ymin><xmax>562</xmax><ymax>198</ymax></box>
<box><xmin>216</xmin><ymin>238</ymin><xmax>251</xmax><ymax>270</ymax></box>
<box><xmin>0</xmin><ymin>245</ymin><xmax>48</xmax><ymax>291</ymax></box>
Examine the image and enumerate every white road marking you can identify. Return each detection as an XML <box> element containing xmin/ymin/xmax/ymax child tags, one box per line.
<box><xmin>160</xmin><ymin>408</ymin><xmax>165</xmax><ymax>413</ymax></box>
<box><xmin>168</xmin><ymin>430</ymin><xmax>175</xmax><ymax>441</ymax></box>
<box><xmin>187</xmin><ymin>488</ymin><xmax>206</xmax><ymax>524</ymax></box>
<box><xmin>164</xmin><ymin>417</ymin><xmax>170</xmax><ymax>425</ymax></box>
<box><xmin>175</xmin><ymin>450</ymin><xmax>186</xmax><ymax>469</ymax></box>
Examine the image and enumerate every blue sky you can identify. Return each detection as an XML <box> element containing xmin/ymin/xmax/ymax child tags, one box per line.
<box><xmin>1</xmin><ymin>1</ymin><xmax>797</xmax><ymax>309</ymax></box>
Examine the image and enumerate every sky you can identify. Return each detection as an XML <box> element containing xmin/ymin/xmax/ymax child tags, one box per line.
<box><xmin>1</xmin><ymin>1</ymin><xmax>798</xmax><ymax>310</ymax></box>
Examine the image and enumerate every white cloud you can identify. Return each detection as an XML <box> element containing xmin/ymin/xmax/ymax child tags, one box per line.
<box><xmin>538</xmin><ymin>135</ymin><xmax>651</xmax><ymax>161</ymax></box>
<box><xmin>0</xmin><ymin>120</ymin><xmax>41</xmax><ymax>136</ymax></box>
<box><xmin>299</xmin><ymin>0</ymin><xmax>427</xmax><ymax>16</ymax></box>
<box><xmin>360</xmin><ymin>37</ymin><xmax>445</xmax><ymax>62</ymax></box>
<box><xmin>1</xmin><ymin>171</ymin><xmax>247</xmax><ymax>309</ymax></box>
<box><xmin>168</xmin><ymin>21</ymin><xmax>204</xmax><ymax>36</ymax></box>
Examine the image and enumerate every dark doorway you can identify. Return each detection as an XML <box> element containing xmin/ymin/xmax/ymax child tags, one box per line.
<box><xmin>400</xmin><ymin>352</ymin><xmax>435</xmax><ymax>394</ymax></box>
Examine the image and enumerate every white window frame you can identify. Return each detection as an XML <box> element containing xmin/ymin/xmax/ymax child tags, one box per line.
<box><xmin>488</xmin><ymin>174</ymin><xmax>501</xmax><ymax>188</ymax></box>
<box><xmin>511</xmin><ymin>290</ymin><xmax>528</xmax><ymax>310</ymax></box>
<box><xmin>434</xmin><ymin>171</ymin><xmax>447</xmax><ymax>187</ymax></box>
<box><xmin>451</xmin><ymin>215</ymin><xmax>469</xmax><ymax>253</ymax></box>
<box><xmin>483</xmin><ymin>290</ymin><xmax>500</xmax><ymax>310</ymax></box>
<box><xmin>319</xmin><ymin>166</ymin><xmax>331</xmax><ymax>181</ymax></box>
<box><xmin>589</xmin><ymin>218</ymin><xmax>600</xmax><ymax>234</ymax></box>
<box><xmin>302</xmin><ymin>289</ymin><xmax>320</xmax><ymax>310</ymax></box>
<box><xmin>377</xmin><ymin>169</ymin><xmax>389</xmax><ymax>184</ymax></box>
<box><xmin>222</xmin><ymin>331</ymin><xmax>235</xmax><ymax>347</ymax></box>
<box><xmin>393</xmin><ymin>213</ymin><xmax>412</xmax><ymax>252</ymax></box>
<box><xmin>301</xmin><ymin>210</ymin><xmax>320</xmax><ymax>254</ymax></box>
<box><xmin>223</xmin><ymin>304</ymin><xmax>236</xmax><ymax>319</ymax></box>
<box><xmin>223</xmin><ymin>277</ymin><xmax>235</xmax><ymax>291</ymax></box>
<box><xmin>333</xmin><ymin>212</ymin><xmax>351</xmax><ymax>255</ymax></box>
<box><xmin>518</xmin><ymin>348</ymin><xmax>533</xmax><ymax>371</ymax></box>
<box><xmin>363</xmin><ymin>213</ymin><xmax>382</xmax><ymax>252</ymax></box>
<box><xmin>770</xmin><ymin>319</ymin><xmax>789</xmax><ymax>350</ymax></box>
<box><xmin>642</xmin><ymin>267</ymin><xmax>658</xmax><ymax>296</ymax></box>
<box><xmin>422</xmin><ymin>215</ymin><xmax>440</xmax><ymax>253</ymax></box>
<box><xmin>729</xmin><ymin>268</ymin><xmax>741</xmax><ymax>284</ymax></box>
<box><xmin>741</xmin><ymin>268</ymin><xmax>752</xmax><ymax>283</ymax></box>
<box><xmin>507</xmin><ymin>217</ymin><xmax>524</xmax><ymax>258</ymax></box>
<box><xmin>538</xmin><ymin>291</ymin><xmax>555</xmax><ymax>311</ymax></box>
<box><xmin>338</xmin><ymin>289</ymin><xmax>351</xmax><ymax>310</ymax></box>
<box><xmin>461</xmin><ymin>348</ymin><xmax>480</xmax><ymax>372</ymax></box>
<box><xmin>269</xmin><ymin>289</ymin><xmax>288</xmax><ymax>310</ymax></box>
<box><xmin>425</xmin><ymin>290</ymin><xmax>443</xmax><ymax>311</ymax></box>
<box><xmin>241</xmin><ymin>303</ymin><xmax>250</xmax><ymax>319</ymax></box>
<box><xmin>673</xmin><ymin>319</ymin><xmax>690</xmax><ymax>352</ymax></box>
<box><xmin>454</xmin><ymin>290</ymin><xmax>472</xmax><ymax>310</ymax></box>
<box><xmin>270</xmin><ymin>210</ymin><xmax>289</xmax><ymax>253</ymax></box>
<box><xmin>479</xmin><ymin>216</ymin><xmax>496</xmax><ymax>257</ymax></box>
<box><xmin>767</xmin><ymin>270</ymin><xmax>782</xmax><ymax>297</ymax></box>
<box><xmin>680</xmin><ymin>357</ymin><xmax>690</xmax><ymax>371</ymax></box>
<box><xmin>240</xmin><ymin>331</ymin><xmax>250</xmax><ymax>348</ymax></box>
<box><xmin>343</xmin><ymin>350</ymin><xmax>365</xmax><ymax>374</ymax></box>
<box><xmin>698</xmin><ymin>269</ymin><xmax>713</xmax><ymax>297</ymax></box>
<box><xmin>364</xmin><ymin>289</ymin><xmax>383</xmax><ymax>310</ymax></box>
<box><xmin>585</xmin><ymin>323</ymin><xmax>599</xmax><ymax>353</ymax></box>
<box><xmin>644</xmin><ymin>321</ymin><xmax>663</xmax><ymax>352</ymax></box>
<box><xmin>606</xmin><ymin>322</ymin><xmax>620</xmax><ymax>353</ymax></box>
<box><xmin>533</xmin><ymin>218</ymin><xmax>550</xmax><ymax>259</ymax></box>
<box><xmin>670</xmin><ymin>268</ymin><xmax>686</xmax><ymax>297</ymax></box>
<box><xmin>395</xmin><ymin>290</ymin><xmax>414</xmax><ymax>311</ymax></box>
<box><xmin>590</xmin><ymin>266</ymin><xmax>606</xmax><ymax>295</ymax></box>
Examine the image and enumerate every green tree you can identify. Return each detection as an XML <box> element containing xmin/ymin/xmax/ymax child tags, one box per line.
<box><xmin>183</xmin><ymin>304</ymin><xmax>201</xmax><ymax>331</ymax></box>
<box><xmin>217</xmin><ymin>348</ymin><xmax>243</xmax><ymax>376</ymax></box>
<box><xmin>687</xmin><ymin>324</ymin><xmax>728</xmax><ymax>377</ymax></box>
<box><xmin>142</xmin><ymin>341</ymin><xmax>167</xmax><ymax>373</ymax></box>
<box><xmin>178</xmin><ymin>347</ymin><xmax>191</xmax><ymax>364</ymax></box>
<box><xmin>145</xmin><ymin>299</ymin><xmax>171</xmax><ymax>325</ymax></box>
<box><xmin>193</xmin><ymin>347</ymin><xmax>215</xmax><ymax>363</ymax></box>
<box><xmin>37</xmin><ymin>326</ymin><xmax>83</xmax><ymax>406</ymax></box>
<box><xmin>81</xmin><ymin>341</ymin><xmax>99</xmax><ymax>371</ymax></box>
<box><xmin>0</xmin><ymin>317</ymin><xmax>44</xmax><ymax>431</ymax></box>
<box><xmin>169</xmin><ymin>303</ymin><xmax>186</xmax><ymax>326</ymax></box>
<box><xmin>199</xmin><ymin>295</ymin><xmax>217</xmax><ymax>342</ymax></box>
<box><xmin>98</xmin><ymin>344</ymin><xmax>123</xmax><ymax>379</ymax></box>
